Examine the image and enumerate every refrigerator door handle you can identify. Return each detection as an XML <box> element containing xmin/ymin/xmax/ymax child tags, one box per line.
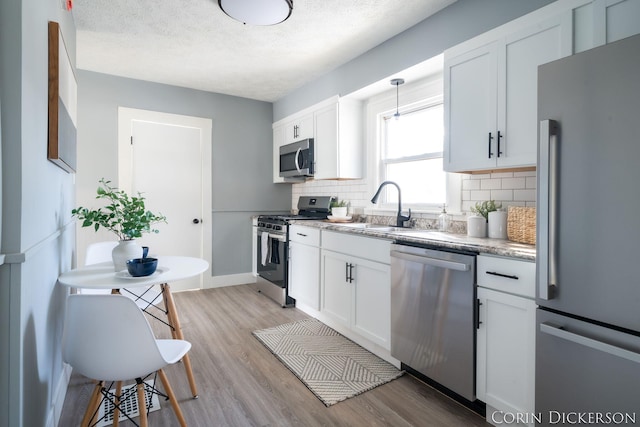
<box><xmin>538</xmin><ymin>119</ymin><xmax>559</xmax><ymax>300</ymax></box>
<box><xmin>540</xmin><ymin>322</ymin><xmax>640</xmax><ymax>364</ymax></box>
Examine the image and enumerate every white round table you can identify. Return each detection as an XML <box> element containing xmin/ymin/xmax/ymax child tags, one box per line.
<box><xmin>58</xmin><ymin>256</ymin><xmax>208</xmax><ymax>398</ymax></box>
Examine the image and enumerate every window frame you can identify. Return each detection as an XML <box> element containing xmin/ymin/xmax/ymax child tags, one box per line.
<box><xmin>365</xmin><ymin>75</ymin><xmax>461</xmax><ymax>215</ymax></box>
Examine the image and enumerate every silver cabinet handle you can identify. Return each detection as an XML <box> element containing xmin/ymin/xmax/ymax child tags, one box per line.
<box><xmin>540</xmin><ymin>323</ymin><xmax>640</xmax><ymax>364</ymax></box>
<box><xmin>390</xmin><ymin>250</ymin><xmax>469</xmax><ymax>272</ymax></box>
<box><xmin>538</xmin><ymin>119</ymin><xmax>559</xmax><ymax>300</ymax></box>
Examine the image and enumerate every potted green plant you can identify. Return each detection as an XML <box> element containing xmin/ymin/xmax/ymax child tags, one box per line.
<box><xmin>470</xmin><ymin>200</ymin><xmax>502</xmax><ymax>221</ymax></box>
<box><xmin>72</xmin><ymin>179</ymin><xmax>167</xmax><ymax>270</ymax></box>
<box><xmin>330</xmin><ymin>199</ymin><xmax>349</xmax><ymax>218</ymax></box>
<box><xmin>468</xmin><ymin>200</ymin><xmax>501</xmax><ymax>238</ymax></box>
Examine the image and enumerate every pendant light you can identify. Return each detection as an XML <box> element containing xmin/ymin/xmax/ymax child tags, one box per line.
<box><xmin>218</xmin><ymin>0</ymin><xmax>293</xmax><ymax>26</ymax></box>
<box><xmin>390</xmin><ymin>78</ymin><xmax>405</xmax><ymax>120</ymax></box>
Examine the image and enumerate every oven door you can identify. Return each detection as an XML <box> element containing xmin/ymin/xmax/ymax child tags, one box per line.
<box><xmin>256</xmin><ymin>230</ymin><xmax>287</xmax><ymax>288</ymax></box>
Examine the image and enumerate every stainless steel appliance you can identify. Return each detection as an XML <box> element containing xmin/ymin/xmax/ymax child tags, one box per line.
<box><xmin>279</xmin><ymin>138</ymin><xmax>314</xmax><ymax>178</ymax></box>
<box><xmin>390</xmin><ymin>244</ymin><xmax>477</xmax><ymax>401</ymax></box>
<box><xmin>537</xmin><ymin>34</ymin><xmax>640</xmax><ymax>422</ymax></box>
<box><xmin>255</xmin><ymin>196</ymin><xmax>331</xmax><ymax>307</ymax></box>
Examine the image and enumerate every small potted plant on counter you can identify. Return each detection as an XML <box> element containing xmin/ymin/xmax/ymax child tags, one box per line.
<box><xmin>72</xmin><ymin>178</ymin><xmax>167</xmax><ymax>270</ymax></box>
<box><xmin>468</xmin><ymin>200</ymin><xmax>502</xmax><ymax>238</ymax></box>
<box><xmin>330</xmin><ymin>199</ymin><xmax>349</xmax><ymax>219</ymax></box>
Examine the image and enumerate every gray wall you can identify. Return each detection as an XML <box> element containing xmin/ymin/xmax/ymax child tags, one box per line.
<box><xmin>0</xmin><ymin>0</ymin><xmax>76</xmax><ymax>426</ymax></box>
<box><xmin>274</xmin><ymin>0</ymin><xmax>555</xmax><ymax>121</ymax></box>
<box><xmin>77</xmin><ymin>71</ymin><xmax>291</xmax><ymax>276</ymax></box>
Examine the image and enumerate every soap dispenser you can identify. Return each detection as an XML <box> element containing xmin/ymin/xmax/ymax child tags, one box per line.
<box><xmin>438</xmin><ymin>204</ymin><xmax>451</xmax><ymax>232</ymax></box>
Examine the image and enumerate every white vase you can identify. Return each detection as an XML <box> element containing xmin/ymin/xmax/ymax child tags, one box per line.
<box><xmin>331</xmin><ymin>207</ymin><xmax>348</xmax><ymax>218</ymax></box>
<box><xmin>112</xmin><ymin>239</ymin><xmax>144</xmax><ymax>272</ymax></box>
<box><xmin>467</xmin><ymin>215</ymin><xmax>487</xmax><ymax>238</ymax></box>
<box><xmin>488</xmin><ymin>210</ymin><xmax>508</xmax><ymax>239</ymax></box>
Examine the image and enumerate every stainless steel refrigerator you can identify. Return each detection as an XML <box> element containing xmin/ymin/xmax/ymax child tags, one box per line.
<box><xmin>536</xmin><ymin>33</ymin><xmax>640</xmax><ymax>424</ymax></box>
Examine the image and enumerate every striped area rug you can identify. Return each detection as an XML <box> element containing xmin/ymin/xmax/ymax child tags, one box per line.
<box><xmin>253</xmin><ymin>318</ymin><xmax>403</xmax><ymax>406</ymax></box>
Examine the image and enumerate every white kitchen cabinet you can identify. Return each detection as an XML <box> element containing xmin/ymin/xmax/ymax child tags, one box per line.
<box><xmin>592</xmin><ymin>0</ymin><xmax>640</xmax><ymax>46</ymax></box>
<box><xmin>476</xmin><ymin>255</ymin><xmax>536</xmax><ymax>427</ymax></box>
<box><xmin>283</xmin><ymin>113</ymin><xmax>314</xmax><ymax>145</ymax></box>
<box><xmin>444</xmin><ymin>10</ymin><xmax>572</xmax><ymax>172</ymax></box>
<box><xmin>288</xmin><ymin>225</ymin><xmax>321</xmax><ymax>309</ymax></box>
<box><xmin>313</xmin><ymin>97</ymin><xmax>363</xmax><ymax>180</ymax></box>
<box><xmin>321</xmin><ymin>231</ymin><xmax>391</xmax><ymax>349</ymax></box>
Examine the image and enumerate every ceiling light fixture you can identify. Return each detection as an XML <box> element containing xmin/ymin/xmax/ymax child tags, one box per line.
<box><xmin>218</xmin><ymin>0</ymin><xmax>293</xmax><ymax>26</ymax></box>
<box><xmin>390</xmin><ymin>78</ymin><xmax>405</xmax><ymax>120</ymax></box>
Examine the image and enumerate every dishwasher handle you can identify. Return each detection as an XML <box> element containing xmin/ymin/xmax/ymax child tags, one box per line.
<box><xmin>390</xmin><ymin>250</ymin><xmax>470</xmax><ymax>272</ymax></box>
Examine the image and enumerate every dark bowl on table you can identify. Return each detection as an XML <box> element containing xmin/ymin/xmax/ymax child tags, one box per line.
<box><xmin>126</xmin><ymin>257</ymin><xmax>158</xmax><ymax>277</ymax></box>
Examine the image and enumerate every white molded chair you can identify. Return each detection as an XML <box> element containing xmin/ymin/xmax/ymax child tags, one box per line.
<box><xmin>82</xmin><ymin>242</ymin><xmax>164</xmax><ymax>312</ymax></box>
<box><xmin>62</xmin><ymin>294</ymin><xmax>190</xmax><ymax>427</ymax></box>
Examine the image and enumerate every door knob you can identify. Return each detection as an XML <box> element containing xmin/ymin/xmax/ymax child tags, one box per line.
<box><xmin>193</xmin><ymin>218</ymin><xmax>201</xmax><ymax>224</ymax></box>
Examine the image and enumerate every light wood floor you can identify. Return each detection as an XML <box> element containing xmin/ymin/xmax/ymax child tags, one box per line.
<box><xmin>59</xmin><ymin>284</ymin><xmax>489</xmax><ymax>426</ymax></box>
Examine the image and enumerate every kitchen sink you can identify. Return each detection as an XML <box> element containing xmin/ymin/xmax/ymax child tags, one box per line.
<box><xmin>337</xmin><ymin>223</ymin><xmax>400</xmax><ymax>232</ymax></box>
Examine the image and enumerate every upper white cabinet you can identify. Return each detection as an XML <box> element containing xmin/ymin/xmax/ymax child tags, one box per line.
<box><xmin>272</xmin><ymin>96</ymin><xmax>363</xmax><ymax>182</ymax></box>
<box><xmin>444</xmin><ymin>11</ymin><xmax>572</xmax><ymax>173</ymax></box>
<box><xmin>283</xmin><ymin>113</ymin><xmax>314</xmax><ymax>145</ymax></box>
<box><xmin>313</xmin><ymin>97</ymin><xmax>363</xmax><ymax>180</ymax></box>
<box><xmin>592</xmin><ymin>0</ymin><xmax>640</xmax><ymax>46</ymax></box>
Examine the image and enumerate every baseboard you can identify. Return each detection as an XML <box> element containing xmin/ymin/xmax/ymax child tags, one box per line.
<box><xmin>48</xmin><ymin>363</ymin><xmax>72</xmax><ymax>427</ymax></box>
<box><xmin>205</xmin><ymin>273</ymin><xmax>256</xmax><ymax>289</ymax></box>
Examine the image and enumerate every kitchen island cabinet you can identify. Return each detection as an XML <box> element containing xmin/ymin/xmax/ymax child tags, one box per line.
<box><xmin>476</xmin><ymin>255</ymin><xmax>536</xmax><ymax>427</ymax></box>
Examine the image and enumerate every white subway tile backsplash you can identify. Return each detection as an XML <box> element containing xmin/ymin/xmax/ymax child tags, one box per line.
<box><xmin>501</xmin><ymin>177</ymin><xmax>526</xmax><ymax>189</ymax></box>
<box><xmin>481</xmin><ymin>179</ymin><xmax>502</xmax><ymax>190</ymax></box>
<box><xmin>291</xmin><ymin>172</ymin><xmax>537</xmax><ymax>219</ymax></box>
<box><xmin>514</xmin><ymin>189</ymin><xmax>537</xmax><ymax>201</ymax></box>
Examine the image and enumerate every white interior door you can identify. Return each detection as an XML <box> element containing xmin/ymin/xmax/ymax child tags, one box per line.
<box><xmin>119</xmin><ymin>108</ymin><xmax>212</xmax><ymax>291</ymax></box>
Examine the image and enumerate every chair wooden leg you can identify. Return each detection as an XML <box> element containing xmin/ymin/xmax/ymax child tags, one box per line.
<box><xmin>136</xmin><ymin>381</ymin><xmax>148</xmax><ymax>427</ymax></box>
<box><xmin>82</xmin><ymin>381</ymin><xmax>103</xmax><ymax>427</ymax></box>
<box><xmin>112</xmin><ymin>381</ymin><xmax>122</xmax><ymax>427</ymax></box>
<box><xmin>162</xmin><ymin>283</ymin><xmax>199</xmax><ymax>398</ymax></box>
<box><xmin>158</xmin><ymin>369</ymin><xmax>187</xmax><ymax>427</ymax></box>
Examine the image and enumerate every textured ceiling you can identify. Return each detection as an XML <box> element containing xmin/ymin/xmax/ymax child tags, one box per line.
<box><xmin>73</xmin><ymin>0</ymin><xmax>456</xmax><ymax>102</ymax></box>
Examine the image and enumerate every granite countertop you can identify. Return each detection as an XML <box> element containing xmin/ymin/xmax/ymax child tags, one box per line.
<box><xmin>291</xmin><ymin>220</ymin><xmax>536</xmax><ymax>261</ymax></box>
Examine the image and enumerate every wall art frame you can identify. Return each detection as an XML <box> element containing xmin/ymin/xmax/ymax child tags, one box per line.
<box><xmin>48</xmin><ymin>21</ymin><xmax>77</xmax><ymax>173</ymax></box>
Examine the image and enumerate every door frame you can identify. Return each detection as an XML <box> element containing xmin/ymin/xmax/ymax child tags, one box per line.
<box><xmin>117</xmin><ymin>107</ymin><xmax>213</xmax><ymax>287</ymax></box>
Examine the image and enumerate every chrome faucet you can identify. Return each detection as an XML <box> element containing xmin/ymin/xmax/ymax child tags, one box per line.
<box><xmin>370</xmin><ymin>181</ymin><xmax>411</xmax><ymax>228</ymax></box>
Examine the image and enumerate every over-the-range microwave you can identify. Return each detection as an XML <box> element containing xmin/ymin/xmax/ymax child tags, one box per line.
<box><xmin>279</xmin><ymin>138</ymin><xmax>314</xmax><ymax>178</ymax></box>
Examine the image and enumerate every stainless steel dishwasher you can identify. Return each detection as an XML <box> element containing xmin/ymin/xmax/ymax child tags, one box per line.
<box><xmin>390</xmin><ymin>243</ymin><xmax>476</xmax><ymax>401</ymax></box>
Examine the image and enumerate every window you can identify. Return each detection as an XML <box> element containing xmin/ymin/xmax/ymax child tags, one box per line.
<box><xmin>380</xmin><ymin>102</ymin><xmax>446</xmax><ymax>207</ymax></box>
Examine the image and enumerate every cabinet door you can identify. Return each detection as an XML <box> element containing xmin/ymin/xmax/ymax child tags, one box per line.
<box><xmin>444</xmin><ymin>41</ymin><xmax>498</xmax><ymax>172</ymax></box>
<box><xmin>285</xmin><ymin>114</ymin><xmax>313</xmax><ymax>144</ymax></box>
<box><xmin>313</xmin><ymin>103</ymin><xmax>338</xmax><ymax>180</ymax></box>
<box><xmin>353</xmin><ymin>259</ymin><xmax>391</xmax><ymax>349</ymax></box>
<box><xmin>272</xmin><ymin>125</ymin><xmax>286</xmax><ymax>183</ymax></box>
<box><xmin>477</xmin><ymin>287</ymin><xmax>536</xmax><ymax>421</ymax></box>
<box><xmin>289</xmin><ymin>241</ymin><xmax>320</xmax><ymax>310</ymax></box>
<box><xmin>497</xmin><ymin>14</ymin><xmax>572</xmax><ymax>168</ymax></box>
<box><xmin>593</xmin><ymin>0</ymin><xmax>640</xmax><ymax>46</ymax></box>
<box><xmin>321</xmin><ymin>250</ymin><xmax>351</xmax><ymax>326</ymax></box>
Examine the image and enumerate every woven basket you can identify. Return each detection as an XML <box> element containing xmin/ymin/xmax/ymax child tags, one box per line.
<box><xmin>507</xmin><ymin>206</ymin><xmax>536</xmax><ymax>245</ymax></box>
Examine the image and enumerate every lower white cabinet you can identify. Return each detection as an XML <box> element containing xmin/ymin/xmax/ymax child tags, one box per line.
<box><xmin>476</xmin><ymin>255</ymin><xmax>536</xmax><ymax>427</ymax></box>
<box><xmin>321</xmin><ymin>249</ymin><xmax>391</xmax><ymax>348</ymax></box>
<box><xmin>320</xmin><ymin>231</ymin><xmax>391</xmax><ymax>349</ymax></box>
<box><xmin>288</xmin><ymin>225</ymin><xmax>320</xmax><ymax>309</ymax></box>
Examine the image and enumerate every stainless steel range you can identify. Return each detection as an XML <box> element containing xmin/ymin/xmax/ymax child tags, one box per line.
<box><xmin>255</xmin><ymin>196</ymin><xmax>331</xmax><ymax>307</ymax></box>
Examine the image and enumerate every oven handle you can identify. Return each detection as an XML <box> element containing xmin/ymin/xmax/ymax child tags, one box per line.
<box><xmin>258</xmin><ymin>231</ymin><xmax>286</xmax><ymax>242</ymax></box>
